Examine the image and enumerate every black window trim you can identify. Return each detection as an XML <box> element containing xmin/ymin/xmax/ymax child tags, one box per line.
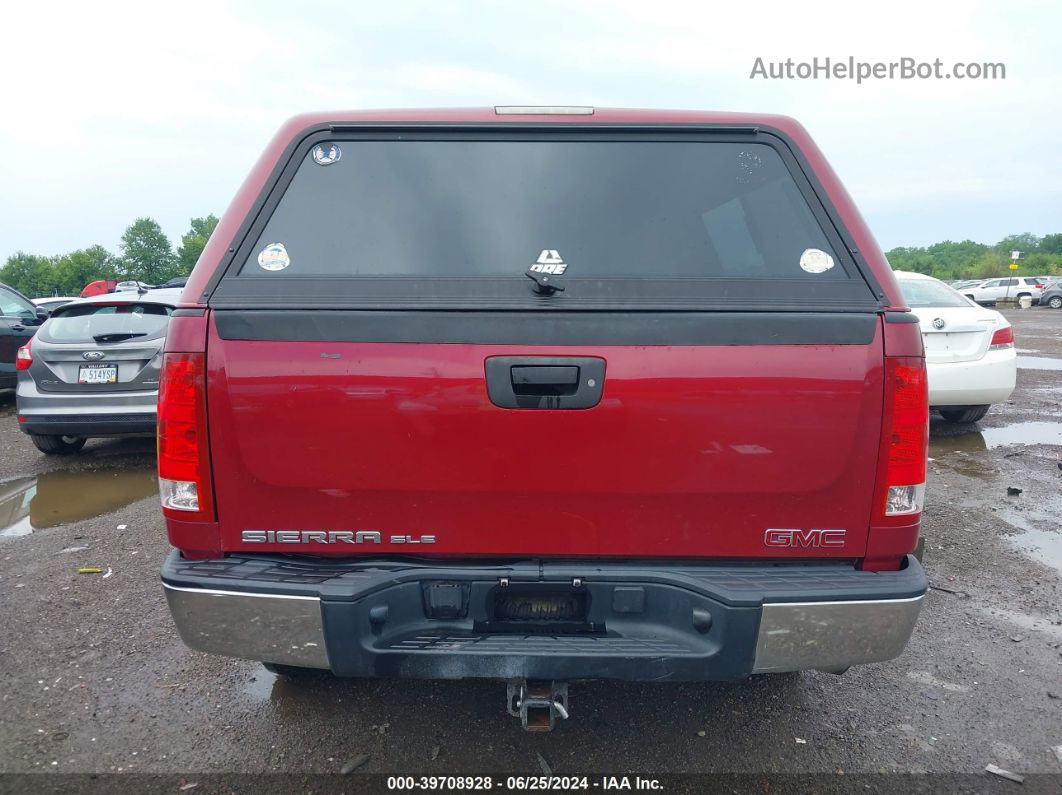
<box><xmin>201</xmin><ymin>123</ymin><xmax>885</xmax><ymax>313</ymax></box>
<box><xmin>214</xmin><ymin>309</ymin><xmax>879</xmax><ymax>346</ymax></box>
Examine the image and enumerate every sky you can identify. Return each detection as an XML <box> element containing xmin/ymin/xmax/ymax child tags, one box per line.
<box><xmin>1</xmin><ymin>0</ymin><xmax>1059</xmax><ymax>261</ymax></box>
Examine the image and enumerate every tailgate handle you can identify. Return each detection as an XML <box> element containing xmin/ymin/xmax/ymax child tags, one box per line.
<box><xmin>485</xmin><ymin>357</ymin><xmax>605</xmax><ymax>410</ymax></box>
<box><xmin>511</xmin><ymin>366</ymin><xmax>579</xmax><ymax>387</ymax></box>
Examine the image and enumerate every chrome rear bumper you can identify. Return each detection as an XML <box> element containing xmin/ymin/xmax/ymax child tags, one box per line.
<box><xmin>162</xmin><ymin>553</ymin><xmax>926</xmax><ymax>679</ymax></box>
<box><xmin>752</xmin><ymin>596</ymin><xmax>923</xmax><ymax>673</ymax></box>
<box><xmin>163</xmin><ymin>584</ymin><xmax>330</xmax><ymax>669</ymax></box>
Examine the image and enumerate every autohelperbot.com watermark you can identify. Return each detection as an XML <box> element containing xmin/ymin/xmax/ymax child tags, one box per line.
<box><xmin>750</xmin><ymin>56</ymin><xmax>1005</xmax><ymax>83</ymax></box>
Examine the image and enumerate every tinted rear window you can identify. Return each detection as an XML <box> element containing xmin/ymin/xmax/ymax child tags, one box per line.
<box><xmin>45</xmin><ymin>303</ymin><xmax>172</xmax><ymax>342</ymax></box>
<box><xmin>239</xmin><ymin>140</ymin><xmax>848</xmax><ymax>281</ymax></box>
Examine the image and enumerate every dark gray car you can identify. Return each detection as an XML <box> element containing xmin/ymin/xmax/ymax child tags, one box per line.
<box><xmin>1041</xmin><ymin>282</ymin><xmax>1062</xmax><ymax>309</ymax></box>
<box><xmin>15</xmin><ymin>289</ymin><xmax>182</xmax><ymax>454</ymax></box>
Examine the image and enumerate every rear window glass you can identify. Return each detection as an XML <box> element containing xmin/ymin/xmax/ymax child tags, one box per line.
<box><xmin>898</xmin><ymin>279</ymin><xmax>972</xmax><ymax>308</ymax></box>
<box><xmin>238</xmin><ymin>141</ymin><xmax>849</xmax><ymax>282</ymax></box>
<box><xmin>45</xmin><ymin>303</ymin><xmax>172</xmax><ymax>342</ymax></box>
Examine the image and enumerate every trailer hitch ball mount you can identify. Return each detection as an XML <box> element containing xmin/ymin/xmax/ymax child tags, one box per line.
<box><xmin>507</xmin><ymin>680</ymin><xmax>569</xmax><ymax>731</ymax></box>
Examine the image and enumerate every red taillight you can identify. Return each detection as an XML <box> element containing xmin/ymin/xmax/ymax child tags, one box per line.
<box><xmin>877</xmin><ymin>356</ymin><xmax>928</xmax><ymax>518</ymax></box>
<box><xmin>157</xmin><ymin>352</ymin><xmax>214</xmax><ymax>521</ymax></box>
<box><xmin>989</xmin><ymin>326</ymin><xmax>1014</xmax><ymax>349</ymax></box>
<box><xmin>15</xmin><ymin>340</ymin><xmax>32</xmax><ymax>370</ymax></box>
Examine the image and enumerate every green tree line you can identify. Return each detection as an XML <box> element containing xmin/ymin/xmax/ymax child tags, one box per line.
<box><xmin>4</xmin><ymin>220</ymin><xmax>1060</xmax><ymax>297</ymax></box>
<box><xmin>886</xmin><ymin>233</ymin><xmax>1062</xmax><ymax>281</ymax></box>
<box><xmin>1</xmin><ymin>215</ymin><xmax>218</xmax><ymax>298</ymax></box>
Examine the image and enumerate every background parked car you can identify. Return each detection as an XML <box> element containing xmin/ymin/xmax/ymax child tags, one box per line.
<box><xmin>155</xmin><ymin>276</ymin><xmax>189</xmax><ymax>289</ymax></box>
<box><xmin>961</xmin><ymin>277</ymin><xmax>1044</xmax><ymax>305</ymax></box>
<box><xmin>1</xmin><ymin>283</ymin><xmax>48</xmax><ymax>390</ymax></box>
<box><xmin>32</xmin><ymin>296</ymin><xmax>79</xmax><ymax>313</ymax></box>
<box><xmin>14</xmin><ymin>289</ymin><xmax>182</xmax><ymax>453</ymax></box>
<box><xmin>895</xmin><ymin>271</ymin><xmax>1015</xmax><ymax>423</ymax></box>
<box><xmin>1041</xmin><ymin>281</ymin><xmax>1062</xmax><ymax>309</ymax></box>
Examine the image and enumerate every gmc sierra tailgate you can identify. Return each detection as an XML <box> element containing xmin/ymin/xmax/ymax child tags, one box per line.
<box><xmin>203</xmin><ymin>130</ymin><xmax>885</xmax><ymax>559</ymax></box>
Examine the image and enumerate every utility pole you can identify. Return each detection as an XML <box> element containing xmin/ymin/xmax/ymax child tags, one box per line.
<box><xmin>1005</xmin><ymin>250</ymin><xmax>1022</xmax><ymax>301</ymax></box>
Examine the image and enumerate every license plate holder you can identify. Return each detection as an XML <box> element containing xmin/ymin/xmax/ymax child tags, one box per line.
<box><xmin>78</xmin><ymin>363</ymin><xmax>118</xmax><ymax>384</ymax></box>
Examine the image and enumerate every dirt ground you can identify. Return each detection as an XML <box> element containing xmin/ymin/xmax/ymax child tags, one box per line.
<box><xmin>0</xmin><ymin>309</ymin><xmax>1059</xmax><ymax>790</ymax></box>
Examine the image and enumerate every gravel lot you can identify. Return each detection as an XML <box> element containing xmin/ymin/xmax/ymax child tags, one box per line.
<box><xmin>0</xmin><ymin>309</ymin><xmax>1060</xmax><ymax>790</ymax></box>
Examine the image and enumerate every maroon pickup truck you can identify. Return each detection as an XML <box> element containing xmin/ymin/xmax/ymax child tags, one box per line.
<box><xmin>159</xmin><ymin>107</ymin><xmax>928</xmax><ymax>729</ymax></box>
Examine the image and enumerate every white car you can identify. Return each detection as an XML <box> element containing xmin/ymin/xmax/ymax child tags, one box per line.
<box><xmin>895</xmin><ymin>271</ymin><xmax>1016</xmax><ymax>423</ymax></box>
<box><xmin>961</xmin><ymin>276</ymin><xmax>1043</xmax><ymax>305</ymax></box>
<box><xmin>31</xmin><ymin>296</ymin><xmax>79</xmax><ymax>313</ymax></box>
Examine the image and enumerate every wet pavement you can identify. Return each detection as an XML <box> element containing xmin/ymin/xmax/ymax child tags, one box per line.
<box><xmin>0</xmin><ymin>309</ymin><xmax>1060</xmax><ymax>785</ymax></box>
<box><xmin>929</xmin><ymin>420</ymin><xmax>1062</xmax><ymax>454</ymax></box>
<box><xmin>1018</xmin><ymin>355</ymin><xmax>1062</xmax><ymax>371</ymax></box>
<box><xmin>0</xmin><ymin>468</ymin><xmax>158</xmax><ymax>539</ymax></box>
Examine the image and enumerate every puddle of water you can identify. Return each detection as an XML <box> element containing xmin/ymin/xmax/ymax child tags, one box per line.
<box><xmin>929</xmin><ymin>421</ymin><xmax>1062</xmax><ymax>460</ymax></box>
<box><xmin>997</xmin><ymin>505</ymin><xmax>1062</xmax><ymax>576</ymax></box>
<box><xmin>0</xmin><ymin>468</ymin><xmax>158</xmax><ymax>538</ymax></box>
<box><xmin>1010</xmin><ymin>525</ymin><xmax>1062</xmax><ymax>575</ymax></box>
<box><xmin>928</xmin><ymin>432</ymin><xmax>987</xmax><ymax>457</ymax></box>
<box><xmin>981</xmin><ymin>421</ymin><xmax>1062</xmax><ymax>447</ymax></box>
<box><xmin>244</xmin><ymin>670</ymin><xmax>280</xmax><ymax>703</ymax></box>
<box><xmin>242</xmin><ymin>667</ymin><xmax>330</xmax><ymax>706</ymax></box>
<box><xmin>0</xmin><ymin>477</ymin><xmax>37</xmax><ymax>538</ymax></box>
<box><xmin>2</xmin><ymin>517</ymin><xmax>35</xmax><ymax>538</ymax></box>
<box><xmin>1017</xmin><ymin>355</ymin><xmax>1062</xmax><ymax>371</ymax></box>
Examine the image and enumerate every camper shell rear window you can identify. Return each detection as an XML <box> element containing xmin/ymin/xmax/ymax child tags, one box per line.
<box><xmin>210</xmin><ymin>129</ymin><xmax>879</xmax><ymax>312</ymax></box>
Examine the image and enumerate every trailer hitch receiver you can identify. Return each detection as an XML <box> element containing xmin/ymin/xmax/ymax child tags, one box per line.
<box><xmin>507</xmin><ymin>680</ymin><xmax>569</xmax><ymax>731</ymax></box>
